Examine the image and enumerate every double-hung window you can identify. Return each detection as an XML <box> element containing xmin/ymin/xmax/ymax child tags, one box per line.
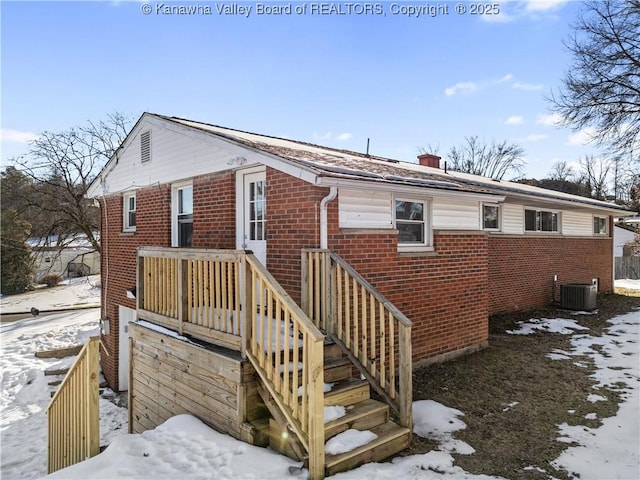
<box><xmin>593</xmin><ymin>216</ymin><xmax>608</xmax><ymax>235</ymax></box>
<box><xmin>173</xmin><ymin>184</ymin><xmax>193</xmax><ymax>247</ymax></box>
<box><xmin>123</xmin><ymin>193</ymin><xmax>136</xmax><ymax>232</ymax></box>
<box><xmin>395</xmin><ymin>198</ymin><xmax>432</xmax><ymax>251</ymax></box>
<box><xmin>525</xmin><ymin>208</ymin><xmax>559</xmax><ymax>233</ymax></box>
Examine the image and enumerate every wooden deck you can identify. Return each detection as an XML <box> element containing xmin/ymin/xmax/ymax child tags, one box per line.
<box><xmin>135</xmin><ymin>247</ymin><xmax>413</xmax><ymax>479</ymax></box>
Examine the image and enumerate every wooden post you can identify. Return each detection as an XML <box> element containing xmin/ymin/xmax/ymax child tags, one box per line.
<box><xmin>307</xmin><ymin>338</ymin><xmax>325</xmax><ymax>480</ymax></box>
<box><xmin>178</xmin><ymin>255</ymin><xmax>187</xmax><ymax>335</ymax></box>
<box><xmin>301</xmin><ymin>250</ymin><xmax>309</xmax><ymax>317</ymax></box>
<box><xmin>137</xmin><ymin>254</ymin><xmax>144</xmax><ymax>312</ymax></box>
<box><xmin>128</xmin><ymin>335</ymin><xmax>134</xmax><ymax>433</ymax></box>
<box><xmin>86</xmin><ymin>337</ymin><xmax>100</xmax><ymax>458</ymax></box>
<box><xmin>324</xmin><ymin>252</ymin><xmax>333</xmax><ymax>337</ymax></box>
<box><xmin>239</xmin><ymin>256</ymin><xmax>246</xmax><ymax>358</ymax></box>
<box><xmin>398</xmin><ymin>324</ymin><xmax>412</xmax><ymax>434</ymax></box>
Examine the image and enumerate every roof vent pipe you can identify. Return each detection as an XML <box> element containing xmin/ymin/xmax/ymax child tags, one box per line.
<box><xmin>417</xmin><ymin>153</ymin><xmax>441</xmax><ymax>169</ymax></box>
<box><xmin>320</xmin><ymin>186</ymin><xmax>338</xmax><ymax>249</ymax></box>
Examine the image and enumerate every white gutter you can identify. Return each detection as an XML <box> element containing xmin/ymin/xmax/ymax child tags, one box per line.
<box><xmin>320</xmin><ymin>186</ymin><xmax>338</xmax><ymax>249</ymax></box>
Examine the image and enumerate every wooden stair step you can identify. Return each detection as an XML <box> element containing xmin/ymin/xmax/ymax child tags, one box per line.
<box><xmin>324</xmin><ymin>422</ymin><xmax>411</xmax><ymax>476</ymax></box>
<box><xmin>280</xmin><ymin>355</ymin><xmax>352</xmax><ymax>385</ymax></box>
<box><xmin>323</xmin><ymin>356</ymin><xmax>353</xmax><ymax>383</ymax></box>
<box><xmin>323</xmin><ymin>341</ymin><xmax>344</xmax><ymax>358</ymax></box>
<box><xmin>324</xmin><ymin>398</ymin><xmax>389</xmax><ymax>439</ymax></box>
<box><xmin>325</xmin><ymin>378</ymin><xmax>369</xmax><ymax>407</ymax></box>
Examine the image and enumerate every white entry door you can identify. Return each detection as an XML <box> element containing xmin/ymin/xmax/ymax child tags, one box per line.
<box><xmin>238</xmin><ymin>170</ymin><xmax>267</xmax><ymax>266</ymax></box>
<box><xmin>118</xmin><ymin>305</ymin><xmax>135</xmax><ymax>391</ymax></box>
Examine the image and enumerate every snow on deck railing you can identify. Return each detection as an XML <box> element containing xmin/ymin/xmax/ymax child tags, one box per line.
<box><xmin>46</xmin><ymin>337</ymin><xmax>100</xmax><ymax>474</ymax></box>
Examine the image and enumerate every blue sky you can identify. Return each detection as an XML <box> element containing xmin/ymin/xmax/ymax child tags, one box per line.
<box><xmin>1</xmin><ymin>0</ymin><xmax>602</xmax><ymax>179</ymax></box>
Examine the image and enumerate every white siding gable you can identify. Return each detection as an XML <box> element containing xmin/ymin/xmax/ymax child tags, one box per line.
<box><xmin>338</xmin><ymin>189</ymin><xmax>393</xmax><ymax>228</ymax></box>
<box><xmin>88</xmin><ymin>115</ymin><xmax>316</xmax><ymax>198</ymax></box>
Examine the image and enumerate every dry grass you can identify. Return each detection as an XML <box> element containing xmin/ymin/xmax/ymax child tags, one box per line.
<box><xmin>407</xmin><ymin>292</ymin><xmax>640</xmax><ymax>480</ymax></box>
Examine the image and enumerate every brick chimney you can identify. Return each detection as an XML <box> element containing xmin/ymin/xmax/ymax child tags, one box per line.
<box><xmin>417</xmin><ymin>153</ymin><xmax>441</xmax><ymax>169</ymax></box>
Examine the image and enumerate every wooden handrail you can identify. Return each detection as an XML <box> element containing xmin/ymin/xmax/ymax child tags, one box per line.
<box><xmin>243</xmin><ymin>254</ymin><xmax>325</xmax><ymax>479</ymax></box>
<box><xmin>47</xmin><ymin>337</ymin><xmax>100</xmax><ymax>474</ymax></box>
<box><xmin>302</xmin><ymin>249</ymin><xmax>413</xmax><ymax>431</ymax></box>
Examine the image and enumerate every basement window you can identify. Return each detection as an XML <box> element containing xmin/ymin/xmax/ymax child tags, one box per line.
<box><xmin>593</xmin><ymin>216</ymin><xmax>608</xmax><ymax>235</ymax></box>
<box><xmin>525</xmin><ymin>208</ymin><xmax>559</xmax><ymax>233</ymax></box>
<box><xmin>394</xmin><ymin>198</ymin><xmax>433</xmax><ymax>252</ymax></box>
<box><xmin>123</xmin><ymin>193</ymin><xmax>136</xmax><ymax>232</ymax></box>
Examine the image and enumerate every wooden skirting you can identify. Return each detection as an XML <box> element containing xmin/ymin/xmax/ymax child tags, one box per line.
<box><xmin>129</xmin><ymin>322</ymin><xmax>266</xmax><ymax>442</ymax></box>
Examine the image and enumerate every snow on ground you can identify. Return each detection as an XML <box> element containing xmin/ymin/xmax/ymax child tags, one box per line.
<box><xmin>2</xmin><ymin>282</ymin><xmax>639</xmax><ymax>480</ymax></box>
<box><xmin>0</xmin><ymin>275</ymin><xmax>101</xmax><ymax>314</ymax></box>
<box><xmin>615</xmin><ymin>279</ymin><xmax>640</xmax><ymax>291</ymax></box>
<box><xmin>0</xmin><ymin>308</ymin><xmax>128</xmax><ymax>480</ymax></box>
<box><xmin>551</xmin><ymin>311</ymin><xmax>640</xmax><ymax>479</ymax></box>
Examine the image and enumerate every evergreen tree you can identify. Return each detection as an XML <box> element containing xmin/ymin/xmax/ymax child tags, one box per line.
<box><xmin>1</xmin><ymin>210</ymin><xmax>34</xmax><ymax>295</ymax></box>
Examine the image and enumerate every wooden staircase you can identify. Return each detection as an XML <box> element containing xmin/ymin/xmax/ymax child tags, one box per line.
<box><xmin>259</xmin><ymin>342</ymin><xmax>411</xmax><ymax>477</ymax></box>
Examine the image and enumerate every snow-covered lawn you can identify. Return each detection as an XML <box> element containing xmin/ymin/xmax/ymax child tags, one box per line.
<box><xmin>0</xmin><ymin>275</ymin><xmax>101</xmax><ymax>314</ymax></box>
<box><xmin>1</xmin><ymin>282</ymin><xmax>638</xmax><ymax>480</ymax></box>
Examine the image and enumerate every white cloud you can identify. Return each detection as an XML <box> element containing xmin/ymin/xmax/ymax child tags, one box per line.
<box><xmin>498</xmin><ymin>74</ymin><xmax>515</xmax><ymax>83</ymax></box>
<box><xmin>313</xmin><ymin>131</ymin><xmax>332</xmax><ymax>141</ymax></box>
<box><xmin>519</xmin><ymin>134</ymin><xmax>548</xmax><ymax>142</ymax></box>
<box><xmin>313</xmin><ymin>131</ymin><xmax>352</xmax><ymax>142</ymax></box>
<box><xmin>1</xmin><ymin>128</ymin><xmax>38</xmax><ymax>144</ymax></box>
<box><xmin>536</xmin><ymin>113</ymin><xmax>564</xmax><ymax>126</ymax></box>
<box><xmin>513</xmin><ymin>81</ymin><xmax>544</xmax><ymax>91</ymax></box>
<box><xmin>567</xmin><ymin>127</ymin><xmax>597</xmax><ymax>146</ymax></box>
<box><xmin>506</xmin><ymin>116</ymin><xmax>524</xmax><ymax>125</ymax></box>
<box><xmin>524</xmin><ymin>0</ymin><xmax>570</xmax><ymax>12</ymax></box>
<box><xmin>444</xmin><ymin>82</ymin><xmax>478</xmax><ymax>97</ymax></box>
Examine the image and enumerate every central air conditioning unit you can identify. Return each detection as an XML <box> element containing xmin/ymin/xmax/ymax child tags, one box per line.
<box><xmin>560</xmin><ymin>284</ymin><xmax>597</xmax><ymax>311</ymax></box>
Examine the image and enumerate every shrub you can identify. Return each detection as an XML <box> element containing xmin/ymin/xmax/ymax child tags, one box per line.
<box><xmin>41</xmin><ymin>273</ymin><xmax>64</xmax><ymax>288</ymax></box>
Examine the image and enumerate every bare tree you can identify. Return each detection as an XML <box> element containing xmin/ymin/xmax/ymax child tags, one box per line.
<box><xmin>548</xmin><ymin>161</ymin><xmax>576</xmax><ymax>182</ymax></box>
<box><xmin>578</xmin><ymin>155</ymin><xmax>612</xmax><ymax>200</ymax></box>
<box><xmin>446</xmin><ymin>136</ymin><xmax>525</xmax><ymax>180</ymax></box>
<box><xmin>549</xmin><ymin>0</ymin><xmax>640</xmax><ymax>156</ymax></box>
<box><xmin>9</xmin><ymin>113</ymin><xmax>131</xmax><ymax>254</ymax></box>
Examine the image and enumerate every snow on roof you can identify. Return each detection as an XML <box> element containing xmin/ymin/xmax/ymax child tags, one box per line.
<box><xmin>159</xmin><ymin>115</ymin><xmax>632</xmax><ymax>213</ymax></box>
<box><xmin>90</xmin><ymin>113</ymin><xmax>631</xmax><ymax>213</ymax></box>
<box><xmin>27</xmin><ymin>232</ymin><xmax>99</xmax><ymax>249</ymax></box>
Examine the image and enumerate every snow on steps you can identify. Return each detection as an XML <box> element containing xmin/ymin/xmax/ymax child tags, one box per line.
<box><xmin>265</xmin><ymin>341</ymin><xmax>411</xmax><ymax>476</ymax></box>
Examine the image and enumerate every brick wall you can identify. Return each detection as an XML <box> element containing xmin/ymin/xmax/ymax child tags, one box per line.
<box><xmin>192</xmin><ymin>171</ymin><xmax>236</xmax><ymax>249</ymax></box>
<box><xmin>99</xmin><ymin>185</ymin><xmax>172</xmax><ymax>389</ymax></box>
<box><xmin>488</xmin><ymin>234</ymin><xmax>613</xmax><ymax>314</ymax></box>
<box><xmin>266</xmin><ymin>168</ymin><xmax>490</xmax><ymax>364</ymax></box>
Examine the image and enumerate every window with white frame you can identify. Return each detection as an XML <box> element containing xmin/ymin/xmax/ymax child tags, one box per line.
<box><xmin>123</xmin><ymin>193</ymin><xmax>136</xmax><ymax>231</ymax></box>
<box><xmin>394</xmin><ymin>198</ymin><xmax>432</xmax><ymax>250</ymax></box>
<box><xmin>482</xmin><ymin>203</ymin><xmax>500</xmax><ymax>231</ymax></box>
<box><xmin>524</xmin><ymin>208</ymin><xmax>559</xmax><ymax>232</ymax></box>
<box><xmin>173</xmin><ymin>185</ymin><xmax>193</xmax><ymax>247</ymax></box>
<box><xmin>593</xmin><ymin>216</ymin><xmax>608</xmax><ymax>235</ymax></box>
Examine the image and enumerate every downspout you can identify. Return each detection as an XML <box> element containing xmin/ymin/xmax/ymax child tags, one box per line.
<box><xmin>319</xmin><ymin>187</ymin><xmax>338</xmax><ymax>249</ymax></box>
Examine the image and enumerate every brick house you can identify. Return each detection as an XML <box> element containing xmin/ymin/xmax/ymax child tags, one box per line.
<box><xmin>87</xmin><ymin>113</ymin><xmax>630</xmax><ymax>393</ymax></box>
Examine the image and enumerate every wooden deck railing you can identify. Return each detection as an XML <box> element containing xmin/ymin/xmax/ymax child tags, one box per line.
<box><xmin>137</xmin><ymin>247</ymin><xmax>326</xmax><ymax>479</ymax></box>
<box><xmin>47</xmin><ymin>337</ymin><xmax>100</xmax><ymax>474</ymax></box>
<box><xmin>138</xmin><ymin>247</ymin><xmax>244</xmax><ymax>352</ymax></box>
<box><xmin>302</xmin><ymin>249</ymin><xmax>413</xmax><ymax>430</ymax></box>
